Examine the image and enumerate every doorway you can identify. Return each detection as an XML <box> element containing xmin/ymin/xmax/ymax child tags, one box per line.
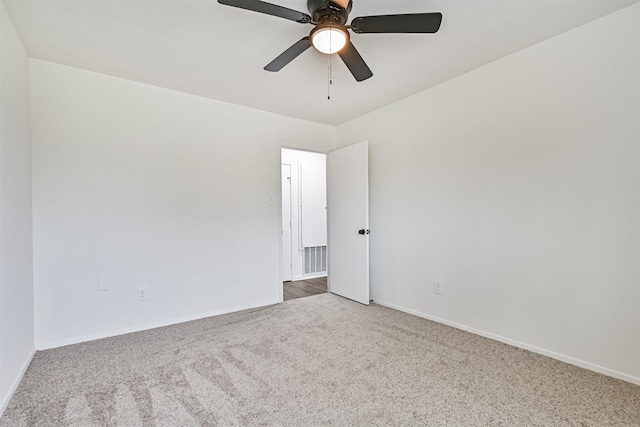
<box><xmin>281</xmin><ymin>148</ymin><xmax>328</xmax><ymax>301</ymax></box>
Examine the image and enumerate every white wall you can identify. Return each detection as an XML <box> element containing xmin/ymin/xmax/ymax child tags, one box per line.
<box><xmin>30</xmin><ymin>59</ymin><xmax>335</xmax><ymax>348</ymax></box>
<box><xmin>337</xmin><ymin>5</ymin><xmax>640</xmax><ymax>383</ymax></box>
<box><xmin>281</xmin><ymin>149</ymin><xmax>327</xmax><ymax>281</ymax></box>
<box><xmin>0</xmin><ymin>2</ymin><xmax>35</xmax><ymax>414</ymax></box>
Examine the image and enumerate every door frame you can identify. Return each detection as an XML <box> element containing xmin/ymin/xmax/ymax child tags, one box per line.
<box><xmin>277</xmin><ymin>145</ymin><xmax>330</xmax><ymax>302</ymax></box>
<box><xmin>281</xmin><ymin>163</ymin><xmax>293</xmax><ymax>283</ymax></box>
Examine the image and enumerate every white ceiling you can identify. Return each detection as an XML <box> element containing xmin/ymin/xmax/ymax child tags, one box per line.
<box><xmin>4</xmin><ymin>0</ymin><xmax>638</xmax><ymax>125</ymax></box>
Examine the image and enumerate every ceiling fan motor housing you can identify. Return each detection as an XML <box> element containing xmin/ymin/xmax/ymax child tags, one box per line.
<box><xmin>308</xmin><ymin>0</ymin><xmax>352</xmax><ymax>25</ymax></box>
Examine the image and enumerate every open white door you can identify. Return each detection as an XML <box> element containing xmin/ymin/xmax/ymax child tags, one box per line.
<box><xmin>327</xmin><ymin>141</ymin><xmax>369</xmax><ymax>305</ymax></box>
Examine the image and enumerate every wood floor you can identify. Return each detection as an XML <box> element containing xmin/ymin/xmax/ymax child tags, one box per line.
<box><xmin>283</xmin><ymin>276</ymin><xmax>327</xmax><ymax>301</ymax></box>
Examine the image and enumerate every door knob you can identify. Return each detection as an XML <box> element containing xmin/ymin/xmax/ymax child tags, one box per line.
<box><xmin>358</xmin><ymin>229</ymin><xmax>370</xmax><ymax>235</ymax></box>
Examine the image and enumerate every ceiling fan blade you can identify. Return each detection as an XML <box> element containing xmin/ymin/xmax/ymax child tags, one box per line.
<box><xmin>351</xmin><ymin>12</ymin><xmax>442</xmax><ymax>34</ymax></box>
<box><xmin>337</xmin><ymin>41</ymin><xmax>372</xmax><ymax>82</ymax></box>
<box><xmin>264</xmin><ymin>37</ymin><xmax>313</xmax><ymax>72</ymax></box>
<box><xmin>218</xmin><ymin>0</ymin><xmax>311</xmax><ymax>24</ymax></box>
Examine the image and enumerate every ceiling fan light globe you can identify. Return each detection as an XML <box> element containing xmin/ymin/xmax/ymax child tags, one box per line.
<box><xmin>311</xmin><ymin>27</ymin><xmax>348</xmax><ymax>54</ymax></box>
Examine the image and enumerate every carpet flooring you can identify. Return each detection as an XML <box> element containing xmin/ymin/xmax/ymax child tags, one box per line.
<box><xmin>2</xmin><ymin>294</ymin><xmax>639</xmax><ymax>426</ymax></box>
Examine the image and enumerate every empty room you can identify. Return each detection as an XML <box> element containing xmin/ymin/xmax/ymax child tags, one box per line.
<box><xmin>1</xmin><ymin>0</ymin><xmax>639</xmax><ymax>425</ymax></box>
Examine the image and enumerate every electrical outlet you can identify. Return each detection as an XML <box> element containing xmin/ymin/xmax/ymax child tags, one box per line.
<box><xmin>137</xmin><ymin>288</ymin><xmax>148</xmax><ymax>302</ymax></box>
<box><xmin>434</xmin><ymin>281</ymin><xmax>442</xmax><ymax>295</ymax></box>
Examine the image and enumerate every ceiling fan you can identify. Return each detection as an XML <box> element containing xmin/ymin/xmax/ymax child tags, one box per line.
<box><xmin>218</xmin><ymin>0</ymin><xmax>442</xmax><ymax>82</ymax></box>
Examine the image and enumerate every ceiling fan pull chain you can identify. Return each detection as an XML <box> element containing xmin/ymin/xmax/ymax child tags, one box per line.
<box><xmin>327</xmin><ymin>54</ymin><xmax>333</xmax><ymax>100</ymax></box>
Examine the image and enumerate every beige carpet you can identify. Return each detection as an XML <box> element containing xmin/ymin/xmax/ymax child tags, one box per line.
<box><xmin>2</xmin><ymin>293</ymin><xmax>639</xmax><ymax>426</ymax></box>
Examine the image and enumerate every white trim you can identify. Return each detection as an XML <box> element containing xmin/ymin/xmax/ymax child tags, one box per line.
<box><xmin>373</xmin><ymin>299</ymin><xmax>640</xmax><ymax>387</ymax></box>
<box><xmin>281</xmin><ymin>162</ymin><xmax>293</xmax><ymax>284</ymax></box>
<box><xmin>294</xmin><ymin>273</ymin><xmax>327</xmax><ymax>281</ymax></box>
<box><xmin>36</xmin><ymin>299</ymin><xmax>279</xmax><ymax>351</ymax></box>
<box><xmin>0</xmin><ymin>348</ymin><xmax>35</xmax><ymax>418</ymax></box>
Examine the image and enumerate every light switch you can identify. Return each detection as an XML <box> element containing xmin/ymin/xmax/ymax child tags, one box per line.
<box><xmin>98</xmin><ymin>277</ymin><xmax>109</xmax><ymax>292</ymax></box>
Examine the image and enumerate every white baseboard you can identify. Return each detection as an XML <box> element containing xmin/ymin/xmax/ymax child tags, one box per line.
<box><xmin>36</xmin><ymin>299</ymin><xmax>279</xmax><ymax>351</ymax></box>
<box><xmin>373</xmin><ymin>299</ymin><xmax>640</xmax><ymax>387</ymax></box>
<box><xmin>0</xmin><ymin>347</ymin><xmax>36</xmax><ymax>418</ymax></box>
<box><xmin>292</xmin><ymin>273</ymin><xmax>327</xmax><ymax>281</ymax></box>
